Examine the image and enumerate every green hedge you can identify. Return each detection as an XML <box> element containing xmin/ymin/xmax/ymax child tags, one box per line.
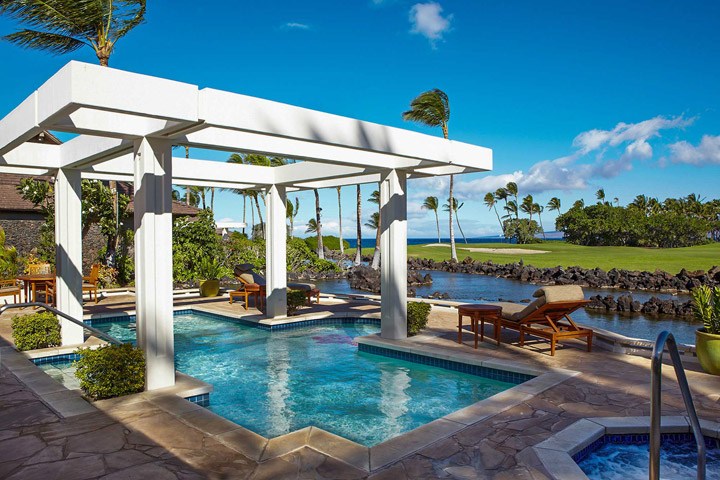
<box><xmin>287</xmin><ymin>289</ymin><xmax>307</xmax><ymax>316</ymax></box>
<box><xmin>304</xmin><ymin>235</ymin><xmax>350</xmax><ymax>252</ymax></box>
<box><xmin>407</xmin><ymin>302</ymin><xmax>432</xmax><ymax>336</ymax></box>
<box><xmin>11</xmin><ymin>312</ymin><xmax>61</xmax><ymax>351</ymax></box>
<box><xmin>74</xmin><ymin>344</ymin><xmax>146</xmax><ymax>400</ymax></box>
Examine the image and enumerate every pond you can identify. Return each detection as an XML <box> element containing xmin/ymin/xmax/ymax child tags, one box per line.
<box><xmin>313</xmin><ymin>270</ymin><xmax>701</xmax><ymax>345</ymax></box>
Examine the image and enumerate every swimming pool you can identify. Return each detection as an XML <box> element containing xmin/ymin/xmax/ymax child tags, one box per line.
<box><xmin>41</xmin><ymin>312</ymin><xmax>526</xmax><ymax>446</ymax></box>
<box><xmin>577</xmin><ymin>433</ymin><xmax>720</xmax><ymax>479</ymax></box>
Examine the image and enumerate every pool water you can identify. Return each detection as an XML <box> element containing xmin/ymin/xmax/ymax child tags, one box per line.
<box><xmin>81</xmin><ymin>313</ymin><xmax>518</xmax><ymax>446</ymax></box>
<box><xmin>578</xmin><ymin>436</ymin><xmax>720</xmax><ymax>479</ymax></box>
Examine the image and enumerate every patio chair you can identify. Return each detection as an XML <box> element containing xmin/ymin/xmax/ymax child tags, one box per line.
<box><xmin>233</xmin><ymin>264</ymin><xmax>321</xmax><ymax>305</ymax></box>
<box><xmin>83</xmin><ymin>264</ymin><xmax>101</xmax><ymax>304</ymax></box>
<box><xmin>0</xmin><ymin>279</ymin><xmax>22</xmax><ymax>303</ymax></box>
<box><xmin>490</xmin><ymin>285</ymin><xmax>592</xmax><ymax>356</ymax></box>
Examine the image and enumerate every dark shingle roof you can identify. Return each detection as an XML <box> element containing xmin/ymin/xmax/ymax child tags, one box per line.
<box><xmin>0</xmin><ymin>174</ymin><xmax>201</xmax><ymax>217</ymax></box>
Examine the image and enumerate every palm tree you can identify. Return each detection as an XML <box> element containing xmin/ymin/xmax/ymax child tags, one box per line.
<box><xmin>313</xmin><ymin>188</ymin><xmax>324</xmax><ymax>259</ymax></box>
<box><xmin>505</xmin><ymin>182</ymin><xmax>519</xmax><ymax>217</ymax></box>
<box><xmin>503</xmin><ymin>200</ymin><xmax>518</xmax><ymax>219</ymax></box>
<box><xmin>402</xmin><ymin>88</ymin><xmax>457</xmax><ymax>261</ymax></box>
<box><xmin>596</xmin><ymin>188</ymin><xmax>606</xmax><ymax>205</ymax></box>
<box><xmin>0</xmin><ymin>0</ymin><xmax>146</xmax><ymax>66</ymax></box>
<box><xmin>422</xmin><ymin>196</ymin><xmax>441</xmax><ymax>243</ymax></box>
<box><xmin>520</xmin><ymin>195</ymin><xmax>534</xmax><ymax>222</ymax></box>
<box><xmin>365</xmin><ymin>212</ymin><xmax>379</xmax><ymax>231</ymax></box>
<box><xmin>533</xmin><ymin>203</ymin><xmax>546</xmax><ymax>240</ymax></box>
<box><xmin>444</xmin><ymin>198</ymin><xmax>467</xmax><ymax>244</ymax></box>
<box><xmin>287</xmin><ymin>197</ymin><xmax>300</xmax><ymax>238</ymax></box>
<box><xmin>547</xmin><ymin>197</ymin><xmax>562</xmax><ymax>214</ymax></box>
<box><xmin>305</xmin><ymin>218</ymin><xmax>318</xmax><ymax>233</ymax></box>
<box><xmin>369</xmin><ymin>188</ymin><xmax>381</xmax><ymax>270</ymax></box>
<box><xmin>227</xmin><ymin>153</ymin><xmax>265</xmax><ymax>237</ymax></box>
<box><xmin>354</xmin><ymin>185</ymin><xmax>362</xmax><ymax>265</ymax></box>
<box><xmin>572</xmin><ymin>199</ymin><xmax>585</xmax><ymax>209</ymax></box>
<box><xmin>336</xmin><ymin>186</ymin><xmax>344</xmax><ymax>255</ymax></box>
<box><xmin>484</xmin><ymin>192</ymin><xmax>504</xmax><ymax>237</ymax></box>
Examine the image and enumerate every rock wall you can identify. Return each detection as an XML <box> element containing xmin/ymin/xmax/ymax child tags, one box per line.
<box><xmin>347</xmin><ymin>265</ymin><xmax>432</xmax><ymax>294</ymax></box>
<box><xmin>408</xmin><ymin>257</ymin><xmax>720</xmax><ymax>293</ymax></box>
<box><xmin>587</xmin><ymin>294</ymin><xmax>694</xmax><ymax>317</ymax></box>
<box><xmin>0</xmin><ymin>217</ymin><xmax>107</xmax><ymax>272</ymax></box>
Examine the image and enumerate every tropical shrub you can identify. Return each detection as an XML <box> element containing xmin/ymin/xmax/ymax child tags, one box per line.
<box><xmin>224</xmin><ymin>233</ymin><xmax>266</xmax><ymax>272</ymax></box>
<box><xmin>196</xmin><ymin>257</ymin><xmax>224</xmax><ymax>280</ymax></box>
<box><xmin>407</xmin><ymin>301</ymin><xmax>432</xmax><ymax>336</ymax></box>
<box><xmin>11</xmin><ymin>312</ymin><xmax>61</xmax><ymax>351</ymax></box>
<box><xmin>502</xmin><ymin>218</ymin><xmax>542</xmax><ymax>244</ymax></box>
<box><xmin>0</xmin><ymin>227</ymin><xmax>19</xmax><ymax>278</ymax></box>
<box><xmin>173</xmin><ymin>210</ymin><xmax>222</xmax><ymax>282</ymax></box>
<box><xmin>74</xmin><ymin>344</ymin><xmax>146</xmax><ymax>400</ymax></box>
<box><xmin>691</xmin><ymin>286</ymin><xmax>720</xmax><ymax>335</ymax></box>
<box><xmin>287</xmin><ymin>290</ymin><xmax>307</xmax><ymax>315</ymax></box>
<box><xmin>287</xmin><ymin>238</ymin><xmax>340</xmax><ymax>273</ymax></box>
<box><xmin>304</xmin><ymin>235</ymin><xmax>350</xmax><ymax>252</ymax></box>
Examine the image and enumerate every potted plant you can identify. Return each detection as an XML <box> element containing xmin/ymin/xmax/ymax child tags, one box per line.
<box><xmin>691</xmin><ymin>285</ymin><xmax>720</xmax><ymax>375</ymax></box>
<box><xmin>197</xmin><ymin>258</ymin><xmax>222</xmax><ymax>297</ymax></box>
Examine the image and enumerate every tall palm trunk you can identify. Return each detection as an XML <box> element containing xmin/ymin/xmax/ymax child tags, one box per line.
<box><xmin>354</xmin><ymin>185</ymin><xmax>362</xmax><ymax>265</ymax></box>
<box><xmin>254</xmin><ymin>194</ymin><xmax>264</xmax><ymax>239</ymax></box>
<box><xmin>371</xmin><ymin>213</ymin><xmax>381</xmax><ymax>270</ymax></box>
<box><xmin>210</xmin><ymin>187</ymin><xmax>215</xmax><ymax>211</ymax></box>
<box><xmin>242</xmin><ymin>194</ymin><xmax>247</xmax><ymax>235</ymax></box>
<box><xmin>492</xmin><ymin>205</ymin><xmax>503</xmax><ymax>237</ymax></box>
<box><xmin>434</xmin><ymin>209</ymin><xmax>441</xmax><ymax>244</ymax></box>
<box><xmin>448</xmin><ymin>174</ymin><xmax>457</xmax><ymax>261</ymax></box>
<box><xmin>337</xmin><ymin>187</ymin><xmax>344</xmax><ymax>255</ymax></box>
<box><xmin>314</xmin><ymin>189</ymin><xmax>324</xmax><ymax>259</ymax></box>
<box><xmin>456</xmin><ymin>209</ymin><xmax>467</xmax><ymax>244</ymax></box>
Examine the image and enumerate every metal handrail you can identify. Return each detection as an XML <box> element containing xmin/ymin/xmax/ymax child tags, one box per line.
<box><xmin>650</xmin><ymin>331</ymin><xmax>706</xmax><ymax>480</ymax></box>
<box><xmin>0</xmin><ymin>302</ymin><xmax>123</xmax><ymax>346</ymax></box>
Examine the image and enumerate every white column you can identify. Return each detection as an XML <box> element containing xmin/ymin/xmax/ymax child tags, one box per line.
<box><xmin>133</xmin><ymin>137</ymin><xmax>175</xmax><ymax>390</ymax></box>
<box><xmin>380</xmin><ymin>169</ymin><xmax>408</xmax><ymax>339</ymax></box>
<box><xmin>54</xmin><ymin>168</ymin><xmax>84</xmax><ymax>345</ymax></box>
<box><xmin>265</xmin><ymin>184</ymin><xmax>287</xmax><ymax>318</ymax></box>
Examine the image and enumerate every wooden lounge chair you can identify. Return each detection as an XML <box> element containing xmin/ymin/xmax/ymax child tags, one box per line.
<box><xmin>233</xmin><ymin>264</ymin><xmax>321</xmax><ymax>306</ymax></box>
<box><xmin>0</xmin><ymin>279</ymin><xmax>22</xmax><ymax>303</ymax></box>
<box><xmin>83</xmin><ymin>264</ymin><xmax>100</xmax><ymax>304</ymax></box>
<box><xmin>490</xmin><ymin>285</ymin><xmax>592</xmax><ymax>356</ymax></box>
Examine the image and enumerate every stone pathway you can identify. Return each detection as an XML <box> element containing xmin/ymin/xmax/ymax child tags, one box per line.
<box><xmin>1</xmin><ymin>296</ymin><xmax>719</xmax><ymax>479</ymax></box>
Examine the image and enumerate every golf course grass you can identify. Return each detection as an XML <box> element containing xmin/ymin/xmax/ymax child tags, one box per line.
<box><xmin>348</xmin><ymin>241</ymin><xmax>720</xmax><ymax>273</ymax></box>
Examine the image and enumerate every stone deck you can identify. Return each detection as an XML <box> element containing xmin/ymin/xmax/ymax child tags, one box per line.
<box><xmin>1</xmin><ymin>293</ymin><xmax>718</xmax><ymax>479</ymax></box>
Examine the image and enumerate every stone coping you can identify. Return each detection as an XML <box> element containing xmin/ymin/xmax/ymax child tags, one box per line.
<box><xmin>6</xmin><ymin>308</ymin><xmax>580</xmax><ymax>473</ymax></box>
<box><xmin>533</xmin><ymin>416</ymin><xmax>720</xmax><ymax>480</ymax></box>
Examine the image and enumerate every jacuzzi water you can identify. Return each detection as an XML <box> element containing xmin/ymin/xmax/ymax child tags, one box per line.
<box><xmin>41</xmin><ymin>312</ymin><xmax>520</xmax><ymax>446</ymax></box>
<box><xmin>578</xmin><ymin>436</ymin><xmax>720</xmax><ymax>479</ymax></box>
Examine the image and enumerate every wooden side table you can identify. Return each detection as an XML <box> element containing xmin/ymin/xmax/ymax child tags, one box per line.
<box><xmin>457</xmin><ymin>304</ymin><xmax>503</xmax><ymax>348</ymax></box>
<box><xmin>228</xmin><ymin>289</ymin><xmax>250</xmax><ymax>310</ymax></box>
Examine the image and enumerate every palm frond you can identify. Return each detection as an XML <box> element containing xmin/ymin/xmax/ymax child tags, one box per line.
<box><xmin>402</xmin><ymin>89</ymin><xmax>449</xmax><ymax>128</ymax></box>
<box><xmin>3</xmin><ymin>28</ymin><xmax>86</xmax><ymax>53</ymax></box>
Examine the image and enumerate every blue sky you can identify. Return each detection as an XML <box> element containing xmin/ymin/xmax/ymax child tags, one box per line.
<box><xmin>1</xmin><ymin>1</ymin><xmax>719</xmax><ymax>238</ymax></box>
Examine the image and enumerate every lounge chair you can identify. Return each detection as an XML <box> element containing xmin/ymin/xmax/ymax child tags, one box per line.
<box><xmin>0</xmin><ymin>279</ymin><xmax>22</xmax><ymax>303</ymax></box>
<box><xmin>232</xmin><ymin>264</ymin><xmax>320</xmax><ymax>306</ymax></box>
<box><xmin>83</xmin><ymin>264</ymin><xmax>100</xmax><ymax>304</ymax></box>
<box><xmin>490</xmin><ymin>285</ymin><xmax>592</xmax><ymax>356</ymax></box>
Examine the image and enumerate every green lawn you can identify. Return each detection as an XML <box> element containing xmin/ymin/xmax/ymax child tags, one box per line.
<box><xmin>347</xmin><ymin>242</ymin><xmax>720</xmax><ymax>273</ymax></box>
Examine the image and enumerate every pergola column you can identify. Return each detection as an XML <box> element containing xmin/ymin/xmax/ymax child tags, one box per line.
<box><xmin>133</xmin><ymin>137</ymin><xmax>175</xmax><ymax>390</ymax></box>
<box><xmin>265</xmin><ymin>184</ymin><xmax>287</xmax><ymax>318</ymax></box>
<box><xmin>380</xmin><ymin>169</ymin><xmax>408</xmax><ymax>339</ymax></box>
<box><xmin>54</xmin><ymin>168</ymin><xmax>84</xmax><ymax>345</ymax></box>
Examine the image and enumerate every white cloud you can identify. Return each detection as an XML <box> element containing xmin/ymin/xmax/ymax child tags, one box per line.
<box><xmin>409</xmin><ymin>2</ymin><xmax>452</xmax><ymax>46</ymax></box>
<box><xmin>669</xmin><ymin>135</ymin><xmax>720</xmax><ymax>166</ymax></box>
<box><xmin>451</xmin><ymin>115</ymin><xmax>693</xmax><ymax>199</ymax></box>
<box><xmin>283</xmin><ymin>22</ymin><xmax>310</xmax><ymax>30</ymax></box>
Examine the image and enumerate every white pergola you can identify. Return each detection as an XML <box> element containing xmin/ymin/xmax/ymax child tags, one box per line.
<box><xmin>0</xmin><ymin>62</ymin><xmax>492</xmax><ymax>390</ymax></box>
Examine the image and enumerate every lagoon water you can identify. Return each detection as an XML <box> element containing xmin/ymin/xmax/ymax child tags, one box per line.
<box><xmin>313</xmin><ymin>270</ymin><xmax>701</xmax><ymax>345</ymax></box>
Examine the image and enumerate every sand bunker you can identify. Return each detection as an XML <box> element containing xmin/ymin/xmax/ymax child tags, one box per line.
<box><xmin>423</xmin><ymin>244</ymin><xmax>549</xmax><ymax>254</ymax></box>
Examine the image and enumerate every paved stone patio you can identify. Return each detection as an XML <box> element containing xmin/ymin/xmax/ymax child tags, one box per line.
<box><xmin>1</xmin><ymin>293</ymin><xmax>718</xmax><ymax>479</ymax></box>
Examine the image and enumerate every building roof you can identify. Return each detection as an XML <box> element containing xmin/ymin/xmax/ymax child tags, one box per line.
<box><xmin>0</xmin><ymin>173</ymin><xmax>201</xmax><ymax>217</ymax></box>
